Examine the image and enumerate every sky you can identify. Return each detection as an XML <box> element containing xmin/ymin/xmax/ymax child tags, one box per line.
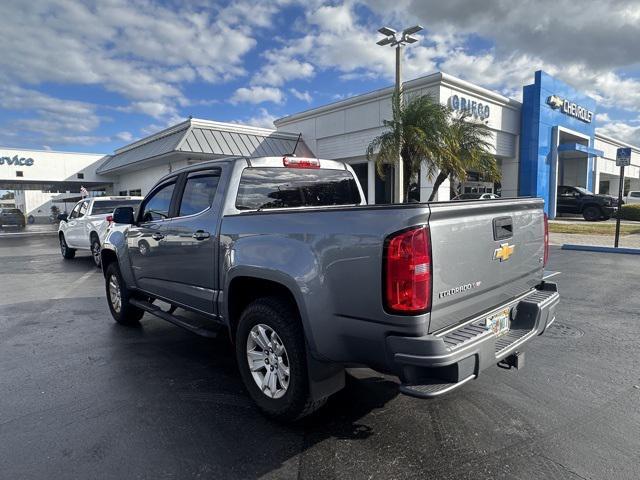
<box><xmin>1</xmin><ymin>0</ymin><xmax>640</xmax><ymax>154</ymax></box>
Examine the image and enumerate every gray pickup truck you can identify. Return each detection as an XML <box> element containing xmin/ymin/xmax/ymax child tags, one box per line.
<box><xmin>101</xmin><ymin>155</ymin><xmax>559</xmax><ymax>421</ymax></box>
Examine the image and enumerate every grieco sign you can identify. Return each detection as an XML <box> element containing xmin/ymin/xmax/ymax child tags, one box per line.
<box><xmin>448</xmin><ymin>95</ymin><xmax>490</xmax><ymax>120</ymax></box>
<box><xmin>0</xmin><ymin>155</ymin><xmax>35</xmax><ymax>166</ymax></box>
<box><xmin>546</xmin><ymin>95</ymin><xmax>594</xmax><ymax>123</ymax></box>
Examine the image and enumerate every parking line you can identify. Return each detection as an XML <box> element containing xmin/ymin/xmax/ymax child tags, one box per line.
<box><xmin>51</xmin><ymin>269</ymin><xmax>99</xmax><ymax>300</ymax></box>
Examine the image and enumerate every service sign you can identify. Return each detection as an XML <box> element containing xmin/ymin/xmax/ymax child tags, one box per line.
<box><xmin>546</xmin><ymin>95</ymin><xmax>594</xmax><ymax>123</ymax></box>
<box><xmin>616</xmin><ymin>147</ymin><xmax>631</xmax><ymax>167</ymax></box>
<box><xmin>0</xmin><ymin>155</ymin><xmax>35</xmax><ymax>167</ymax></box>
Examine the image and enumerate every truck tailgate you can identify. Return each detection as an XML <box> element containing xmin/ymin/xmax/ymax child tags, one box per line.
<box><xmin>427</xmin><ymin>198</ymin><xmax>545</xmax><ymax>333</ymax></box>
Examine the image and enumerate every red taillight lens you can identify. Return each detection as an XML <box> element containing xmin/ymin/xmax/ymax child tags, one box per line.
<box><xmin>384</xmin><ymin>226</ymin><xmax>432</xmax><ymax>314</ymax></box>
<box><xmin>543</xmin><ymin>213</ymin><xmax>549</xmax><ymax>266</ymax></box>
<box><xmin>106</xmin><ymin>215</ymin><xmax>113</xmax><ymax>224</ymax></box>
<box><xmin>282</xmin><ymin>157</ymin><xmax>320</xmax><ymax>169</ymax></box>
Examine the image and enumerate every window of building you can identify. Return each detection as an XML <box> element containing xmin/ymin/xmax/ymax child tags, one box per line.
<box><xmin>129</xmin><ymin>189</ymin><xmax>142</xmax><ymax>196</ymax></box>
<box><xmin>599</xmin><ymin>180</ymin><xmax>610</xmax><ymax>195</ymax></box>
<box><xmin>77</xmin><ymin>173</ymin><xmax>84</xmax><ymax>179</ymax></box>
<box><xmin>178</xmin><ymin>170</ymin><xmax>220</xmax><ymax>217</ymax></box>
<box><xmin>119</xmin><ymin>190</ymin><xmax>127</xmax><ymax>196</ymax></box>
<box><xmin>139</xmin><ymin>182</ymin><xmax>176</xmax><ymax>222</ymax></box>
<box><xmin>350</xmin><ymin>163</ymin><xmax>368</xmax><ymax>203</ymax></box>
<box><xmin>16</xmin><ymin>171</ymin><xmax>23</xmax><ymax>177</ymax></box>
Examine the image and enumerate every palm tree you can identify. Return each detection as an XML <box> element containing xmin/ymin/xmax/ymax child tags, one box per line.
<box><xmin>428</xmin><ymin>113</ymin><xmax>501</xmax><ymax>201</ymax></box>
<box><xmin>366</xmin><ymin>92</ymin><xmax>448</xmax><ymax>202</ymax></box>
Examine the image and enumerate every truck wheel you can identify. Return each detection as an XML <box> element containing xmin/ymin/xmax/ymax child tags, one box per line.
<box><xmin>105</xmin><ymin>263</ymin><xmax>144</xmax><ymax>325</ymax></box>
<box><xmin>59</xmin><ymin>234</ymin><xmax>76</xmax><ymax>259</ymax></box>
<box><xmin>582</xmin><ymin>206</ymin><xmax>601</xmax><ymax>222</ymax></box>
<box><xmin>235</xmin><ymin>297</ymin><xmax>325</xmax><ymax>421</ymax></box>
<box><xmin>91</xmin><ymin>237</ymin><xmax>102</xmax><ymax>268</ymax></box>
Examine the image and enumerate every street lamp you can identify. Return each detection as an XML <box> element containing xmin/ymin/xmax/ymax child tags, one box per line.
<box><xmin>377</xmin><ymin>25</ymin><xmax>423</xmax><ymax>203</ymax></box>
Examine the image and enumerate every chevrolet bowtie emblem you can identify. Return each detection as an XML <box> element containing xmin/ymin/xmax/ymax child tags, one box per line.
<box><xmin>547</xmin><ymin>95</ymin><xmax>564</xmax><ymax>109</ymax></box>
<box><xmin>493</xmin><ymin>243</ymin><xmax>515</xmax><ymax>262</ymax></box>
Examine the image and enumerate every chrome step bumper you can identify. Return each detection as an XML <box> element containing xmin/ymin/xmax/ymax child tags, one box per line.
<box><xmin>387</xmin><ymin>282</ymin><xmax>560</xmax><ymax>399</ymax></box>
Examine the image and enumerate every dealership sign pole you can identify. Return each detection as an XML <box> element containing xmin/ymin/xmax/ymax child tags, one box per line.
<box><xmin>614</xmin><ymin>147</ymin><xmax>631</xmax><ymax>248</ymax></box>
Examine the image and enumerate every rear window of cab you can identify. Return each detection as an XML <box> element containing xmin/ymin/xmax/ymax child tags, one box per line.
<box><xmin>235</xmin><ymin>167</ymin><xmax>361</xmax><ymax>211</ymax></box>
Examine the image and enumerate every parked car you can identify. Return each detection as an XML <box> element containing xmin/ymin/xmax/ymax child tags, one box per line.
<box><xmin>624</xmin><ymin>191</ymin><xmax>640</xmax><ymax>205</ymax></box>
<box><xmin>100</xmin><ymin>156</ymin><xmax>559</xmax><ymax>421</ymax></box>
<box><xmin>453</xmin><ymin>193</ymin><xmax>500</xmax><ymax>200</ymax></box>
<box><xmin>556</xmin><ymin>185</ymin><xmax>617</xmax><ymax>221</ymax></box>
<box><xmin>0</xmin><ymin>207</ymin><xmax>26</xmax><ymax>229</ymax></box>
<box><xmin>58</xmin><ymin>196</ymin><xmax>142</xmax><ymax>267</ymax></box>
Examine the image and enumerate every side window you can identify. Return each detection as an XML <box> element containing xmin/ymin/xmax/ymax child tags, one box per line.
<box><xmin>140</xmin><ymin>181</ymin><xmax>176</xmax><ymax>223</ymax></box>
<box><xmin>78</xmin><ymin>201</ymin><xmax>89</xmax><ymax>218</ymax></box>
<box><xmin>178</xmin><ymin>170</ymin><xmax>221</xmax><ymax>217</ymax></box>
<box><xmin>631</xmin><ymin>192</ymin><xmax>640</xmax><ymax>198</ymax></box>
<box><xmin>69</xmin><ymin>202</ymin><xmax>82</xmax><ymax>219</ymax></box>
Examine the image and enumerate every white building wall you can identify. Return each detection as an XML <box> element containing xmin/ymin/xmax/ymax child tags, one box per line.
<box><xmin>0</xmin><ymin>147</ymin><xmax>108</xmax><ymax>218</ymax></box>
<box><xmin>276</xmin><ymin>72</ymin><xmax>522</xmax><ymax>203</ymax></box>
<box><xmin>113</xmin><ymin>158</ymin><xmax>194</xmax><ymax>195</ymax></box>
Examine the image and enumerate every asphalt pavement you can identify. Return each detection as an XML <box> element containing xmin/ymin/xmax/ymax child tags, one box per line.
<box><xmin>1</xmin><ymin>236</ymin><xmax>639</xmax><ymax>479</ymax></box>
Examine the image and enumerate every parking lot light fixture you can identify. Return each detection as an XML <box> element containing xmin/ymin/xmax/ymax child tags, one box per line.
<box><xmin>376</xmin><ymin>24</ymin><xmax>423</xmax><ymax>203</ymax></box>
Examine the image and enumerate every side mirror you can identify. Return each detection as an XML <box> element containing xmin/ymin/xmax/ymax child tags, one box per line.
<box><xmin>57</xmin><ymin>213</ymin><xmax>68</xmax><ymax>222</ymax></box>
<box><xmin>112</xmin><ymin>206</ymin><xmax>135</xmax><ymax>225</ymax></box>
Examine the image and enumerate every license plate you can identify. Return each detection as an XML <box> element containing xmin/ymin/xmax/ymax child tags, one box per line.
<box><xmin>485</xmin><ymin>308</ymin><xmax>510</xmax><ymax>337</ymax></box>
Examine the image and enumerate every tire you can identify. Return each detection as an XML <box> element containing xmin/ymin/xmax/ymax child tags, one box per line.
<box><xmin>90</xmin><ymin>237</ymin><xmax>101</xmax><ymax>268</ymax></box>
<box><xmin>235</xmin><ymin>297</ymin><xmax>326</xmax><ymax>421</ymax></box>
<box><xmin>583</xmin><ymin>206</ymin><xmax>602</xmax><ymax>221</ymax></box>
<box><xmin>105</xmin><ymin>263</ymin><xmax>144</xmax><ymax>325</ymax></box>
<box><xmin>59</xmin><ymin>234</ymin><xmax>76</xmax><ymax>259</ymax></box>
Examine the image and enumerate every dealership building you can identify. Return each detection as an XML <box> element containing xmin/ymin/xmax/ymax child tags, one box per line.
<box><xmin>1</xmin><ymin>70</ymin><xmax>638</xmax><ymax>219</ymax></box>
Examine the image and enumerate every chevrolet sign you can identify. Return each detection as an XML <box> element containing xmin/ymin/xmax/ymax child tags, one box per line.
<box><xmin>546</xmin><ymin>95</ymin><xmax>593</xmax><ymax>123</ymax></box>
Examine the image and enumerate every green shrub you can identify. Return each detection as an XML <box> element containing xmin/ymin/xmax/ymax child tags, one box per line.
<box><xmin>620</xmin><ymin>204</ymin><xmax>640</xmax><ymax>221</ymax></box>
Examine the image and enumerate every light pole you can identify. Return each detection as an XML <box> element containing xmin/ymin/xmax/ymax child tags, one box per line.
<box><xmin>377</xmin><ymin>25</ymin><xmax>423</xmax><ymax>203</ymax></box>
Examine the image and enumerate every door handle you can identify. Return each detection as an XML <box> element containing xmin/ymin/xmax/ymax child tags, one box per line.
<box><xmin>192</xmin><ymin>230</ymin><xmax>210</xmax><ymax>240</ymax></box>
<box><xmin>152</xmin><ymin>233</ymin><xmax>165</xmax><ymax>240</ymax></box>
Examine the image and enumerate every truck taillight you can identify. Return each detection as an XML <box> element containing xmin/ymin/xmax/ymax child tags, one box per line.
<box><xmin>384</xmin><ymin>226</ymin><xmax>432</xmax><ymax>314</ymax></box>
<box><xmin>543</xmin><ymin>213</ymin><xmax>549</xmax><ymax>266</ymax></box>
<box><xmin>282</xmin><ymin>157</ymin><xmax>320</xmax><ymax>169</ymax></box>
<box><xmin>106</xmin><ymin>215</ymin><xmax>113</xmax><ymax>224</ymax></box>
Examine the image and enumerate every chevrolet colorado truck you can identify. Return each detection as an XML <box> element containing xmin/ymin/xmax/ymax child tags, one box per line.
<box><xmin>58</xmin><ymin>196</ymin><xmax>142</xmax><ymax>267</ymax></box>
<box><xmin>100</xmin><ymin>156</ymin><xmax>559</xmax><ymax>421</ymax></box>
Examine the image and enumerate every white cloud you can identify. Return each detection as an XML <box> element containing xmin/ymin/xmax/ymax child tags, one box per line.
<box><xmin>115</xmin><ymin>131</ymin><xmax>134</xmax><ymax>143</ymax></box>
<box><xmin>240</xmin><ymin>108</ymin><xmax>278</xmax><ymax>129</ymax></box>
<box><xmin>597</xmin><ymin>120</ymin><xmax>640</xmax><ymax>145</ymax></box>
<box><xmin>117</xmin><ymin>101</ymin><xmax>178</xmax><ymax>119</ymax></box>
<box><xmin>290</xmin><ymin>88</ymin><xmax>312</xmax><ymax>102</ymax></box>
<box><xmin>231</xmin><ymin>86</ymin><xmax>284</xmax><ymax>104</ymax></box>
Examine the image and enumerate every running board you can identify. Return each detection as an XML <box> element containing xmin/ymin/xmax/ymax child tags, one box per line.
<box><xmin>399</xmin><ymin>374</ymin><xmax>476</xmax><ymax>399</ymax></box>
<box><xmin>130</xmin><ymin>298</ymin><xmax>219</xmax><ymax>338</ymax></box>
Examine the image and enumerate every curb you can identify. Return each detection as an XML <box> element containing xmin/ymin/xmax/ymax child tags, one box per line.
<box><xmin>561</xmin><ymin>244</ymin><xmax>640</xmax><ymax>255</ymax></box>
<box><xmin>0</xmin><ymin>231</ymin><xmax>58</xmax><ymax>238</ymax></box>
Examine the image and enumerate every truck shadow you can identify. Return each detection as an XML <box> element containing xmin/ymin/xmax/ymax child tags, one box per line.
<box><xmin>107</xmin><ymin>320</ymin><xmax>400</xmax><ymax>478</ymax></box>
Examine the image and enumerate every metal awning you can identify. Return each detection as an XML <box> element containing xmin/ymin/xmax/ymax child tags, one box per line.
<box><xmin>96</xmin><ymin>118</ymin><xmax>314</xmax><ymax>174</ymax></box>
<box><xmin>557</xmin><ymin>143</ymin><xmax>604</xmax><ymax>157</ymax></box>
<box><xmin>0</xmin><ymin>179</ymin><xmax>111</xmax><ymax>191</ymax></box>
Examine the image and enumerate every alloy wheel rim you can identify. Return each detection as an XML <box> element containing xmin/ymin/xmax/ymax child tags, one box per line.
<box><xmin>60</xmin><ymin>238</ymin><xmax>66</xmax><ymax>254</ymax></box>
<box><xmin>246</xmin><ymin>324</ymin><xmax>290</xmax><ymax>399</ymax></box>
<box><xmin>108</xmin><ymin>275</ymin><xmax>121</xmax><ymax>313</ymax></box>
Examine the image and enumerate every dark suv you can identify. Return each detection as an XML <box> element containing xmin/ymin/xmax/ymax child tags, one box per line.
<box><xmin>0</xmin><ymin>208</ymin><xmax>26</xmax><ymax>229</ymax></box>
<box><xmin>556</xmin><ymin>186</ymin><xmax>617</xmax><ymax>221</ymax></box>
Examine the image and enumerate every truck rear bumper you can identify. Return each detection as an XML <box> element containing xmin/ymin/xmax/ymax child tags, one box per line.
<box><xmin>386</xmin><ymin>281</ymin><xmax>559</xmax><ymax>398</ymax></box>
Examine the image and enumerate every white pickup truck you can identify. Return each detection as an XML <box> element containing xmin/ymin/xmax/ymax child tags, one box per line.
<box><xmin>58</xmin><ymin>196</ymin><xmax>142</xmax><ymax>267</ymax></box>
<box><xmin>624</xmin><ymin>191</ymin><xmax>640</xmax><ymax>204</ymax></box>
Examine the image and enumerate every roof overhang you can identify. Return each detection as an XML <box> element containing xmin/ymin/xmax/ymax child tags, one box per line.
<box><xmin>558</xmin><ymin>143</ymin><xmax>604</xmax><ymax>157</ymax></box>
<box><xmin>97</xmin><ymin>118</ymin><xmax>314</xmax><ymax>175</ymax></box>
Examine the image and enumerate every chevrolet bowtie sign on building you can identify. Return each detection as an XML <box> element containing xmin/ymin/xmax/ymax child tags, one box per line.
<box><xmin>546</xmin><ymin>95</ymin><xmax>594</xmax><ymax>123</ymax></box>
